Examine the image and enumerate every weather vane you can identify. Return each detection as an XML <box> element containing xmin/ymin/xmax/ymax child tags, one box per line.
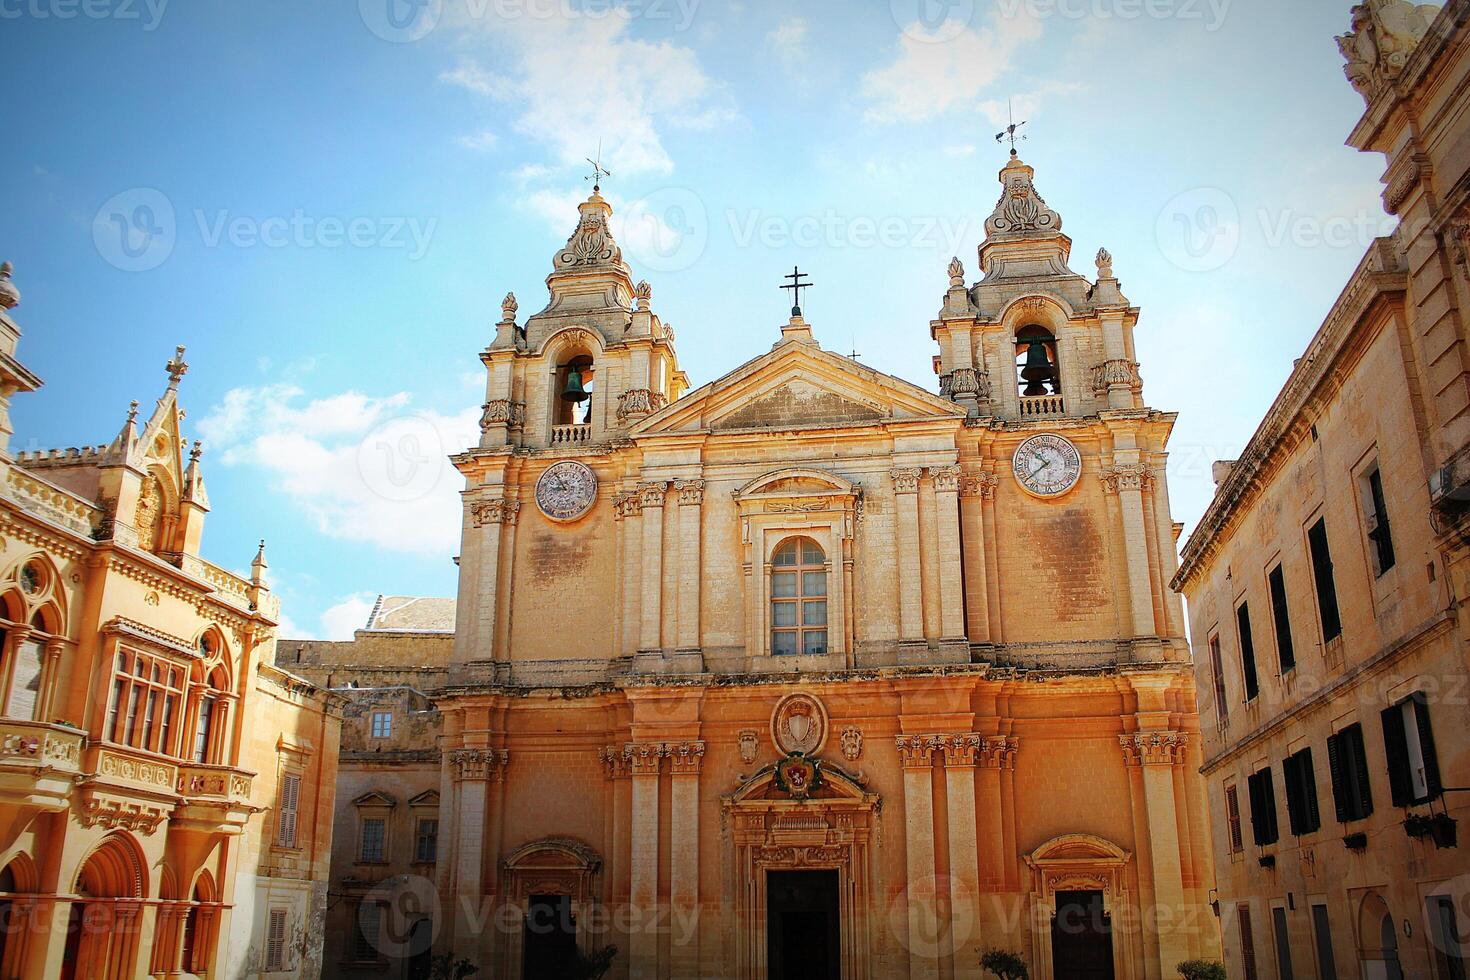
<box><xmin>781</xmin><ymin>266</ymin><xmax>813</xmax><ymax>317</ymax></box>
<box><xmin>585</xmin><ymin>141</ymin><xmax>611</xmax><ymax>192</ymax></box>
<box><xmin>995</xmin><ymin>100</ymin><xmax>1027</xmax><ymax>156</ymax></box>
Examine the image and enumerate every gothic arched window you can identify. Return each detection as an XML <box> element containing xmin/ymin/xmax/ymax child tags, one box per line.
<box><xmin>770</xmin><ymin>537</ymin><xmax>828</xmax><ymax>656</ymax></box>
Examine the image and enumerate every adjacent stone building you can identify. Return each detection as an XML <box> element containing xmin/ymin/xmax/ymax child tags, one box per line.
<box><xmin>0</xmin><ymin>265</ymin><xmax>341</xmax><ymax>979</ymax></box>
<box><xmin>295</xmin><ymin>155</ymin><xmax>1219</xmax><ymax>980</ymax></box>
<box><xmin>1174</xmin><ymin>2</ymin><xmax>1470</xmax><ymax>978</ymax></box>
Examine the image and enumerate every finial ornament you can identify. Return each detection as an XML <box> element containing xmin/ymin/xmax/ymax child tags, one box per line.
<box><xmin>995</xmin><ymin>99</ymin><xmax>1027</xmax><ymax>155</ymax></box>
<box><xmin>166</xmin><ymin>345</ymin><xmax>189</xmax><ymax>389</ymax></box>
<box><xmin>948</xmin><ymin>256</ymin><xmax>965</xmax><ymax>287</ymax></box>
<box><xmin>127</xmin><ymin>400</ymin><xmax>140</xmax><ymax>423</ymax></box>
<box><xmin>1096</xmin><ymin>247</ymin><xmax>1114</xmax><ymax>279</ymax></box>
<box><xmin>501</xmin><ymin>291</ymin><xmax>518</xmax><ymax>322</ymax></box>
<box><xmin>0</xmin><ymin>261</ymin><xmax>18</xmax><ymax>311</ymax></box>
<box><xmin>780</xmin><ymin>266</ymin><xmax>814</xmax><ymax>317</ymax></box>
<box><xmin>189</xmin><ymin>440</ymin><xmax>203</xmax><ymax>463</ymax></box>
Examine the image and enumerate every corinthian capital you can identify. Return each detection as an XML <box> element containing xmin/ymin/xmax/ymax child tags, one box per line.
<box><xmin>1119</xmin><ymin>731</ymin><xmax>1187</xmax><ymax>767</ymax></box>
<box><xmin>890</xmin><ymin>467</ymin><xmax>923</xmax><ymax>494</ymax></box>
<box><xmin>895</xmin><ymin>734</ymin><xmax>941</xmax><ymax>769</ymax></box>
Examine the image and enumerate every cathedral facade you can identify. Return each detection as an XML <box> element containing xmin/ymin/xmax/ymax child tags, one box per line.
<box><xmin>298</xmin><ymin>155</ymin><xmax>1219</xmax><ymax>980</ymax></box>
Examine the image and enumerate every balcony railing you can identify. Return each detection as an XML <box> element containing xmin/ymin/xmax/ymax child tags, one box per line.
<box><xmin>1018</xmin><ymin>394</ymin><xmax>1066</xmax><ymax>418</ymax></box>
<box><xmin>0</xmin><ymin>720</ymin><xmax>85</xmax><ymax>811</ymax></box>
<box><xmin>176</xmin><ymin>762</ymin><xmax>254</xmax><ymax>801</ymax></box>
<box><xmin>551</xmin><ymin>423</ymin><xmax>593</xmax><ymax>445</ymax></box>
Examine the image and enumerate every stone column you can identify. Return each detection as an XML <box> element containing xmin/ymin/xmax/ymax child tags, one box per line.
<box><xmin>942</xmin><ymin>735</ymin><xmax>983</xmax><ymax>978</ymax></box>
<box><xmin>638</xmin><ymin>483</ymin><xmax>667</xmax><ymax>653</ymax></box>
<box><xmin>615</xmin><ymin>490</ymin><xmax>643</xmax><ymax>658</ymax></box>
<box><xmin>674</xmin><ymin>481</ymin><xmax>704</xmax><ymax>656</ymax></box>
<box><xmin>897</xmin><ymin>735</ymin><xmax>941</xmax><ymax>980</ymax></box>
<box><xmin>1121</xmin><ymin>732</ymin><xmax>1190</xmax><ymax>975</ymax></box>
<box><xmin>930</xmin><ymin>466</ymin><xmax>967</xmax><ymax>648</ymax></box>
<box><xmin>891</xmin><ymin>468</ymin><xmax>925</xmax><ymax>650</ymax></box>
<box><xmin>627</xmin><ymin>741</ymin><xmax>664</xmax><ymax>979</ymax></box>
<box><xmin>668</xmin><ymin>741</ymin><xmax>704</xmax><ymax>976</ymax></box>
<box><xmin>449</xmin><ymin>748</ymin><xmax>505</xmax><ymax>958</ymax></box>
<box><xmin>1102</xmin><ymin>464</ymin><xmax>1157</xmax><ymax>641</ymax></box>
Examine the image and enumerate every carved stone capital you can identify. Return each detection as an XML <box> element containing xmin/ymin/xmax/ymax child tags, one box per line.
<box><xmin>941</xmin><ymin>733</ymin><xmax>984</xmax><ymax>767</ymax></box>
<box><xmin>626</xmin><ymin>741</ymin><xmax>666</xmax><ymax>776</ymax></box>
<box><xmin>895</xmin><ymin>734</ymin><xmax>941</xmax><ymax>769</ymax></box>
<box><xmin>929</xmin><ymin>464</ymin><xmax>962</xmax><ymax>494</ymax></box>
<box><xmin>890</xmin><ymin>467</ymin><xmax>923</xmax><ymax>495</ymax></box>
<box><xmin>1119</xmin><ymin>731</ymin><xmax>1188</xmax><ymax>767</ymax></box>
<box><xmin>638</xmin><ymin>482</ymin><xmax>668</xmax><ymax>508</ymax></box>
<box><xmin>674</xmin><ymin>479</ymin><xmax>706</xmax><ymax>506</ymax></box>
<box><xmin>451</xmin><ymin>747</ymin><xmax>510</xmax><ymax>782</ymax></box>
<box><xmin>599</xmin><ymin>745</ymin><xmax>632</xmax><ymax>779</ymax></box>
<box><xmin>977</xmin><ymin>735</ymin><xmax>1018</xmax><ymax>769</ymax></box>
<box><xmin>613</xmin><ymin>490</ymin><xmax>643</xmax><ymax>520</ymax></box>
<box><xmin>667</xmin><ymin>740</ymin><xmax>706</xmax><ymax>775</ymax></box>
<box><xmin>1090</xmin><ymin>359</ymin><xmax>1142</xmax><ymax>395</ymax></box>
<box><xmin>471</xmin><ymin>497</ymin><xmax>521</xmax><ymax>527</ymax></box>
<box><xmin>1100</xmin><ymin>463</ymin><xmax>1153</xmax><ymax>495</ymax></box>
<box><xmin>961</xmin><ymin>473</ymin><xmax>998</xmax><ymax>499</ymax></box>
<box><xmin>947</xmin><ymin>367</ymin><xmax>990</xmax><ymax>401</ymax></box>
<box><xmin>480</xmin><ymin>399</ymin><xmax>526</xmax><ymax>431</ymax></box>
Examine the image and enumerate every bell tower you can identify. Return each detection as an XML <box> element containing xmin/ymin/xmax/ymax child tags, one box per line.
<box><xmin>931</xmin><ymin>152</ymin><xmax>1145</xmax><ymax>420</ymax></box>
<box><xmin>477</xmin><ymin>188</ymin><xmax>688</xmax><ymax>451</ymax></box>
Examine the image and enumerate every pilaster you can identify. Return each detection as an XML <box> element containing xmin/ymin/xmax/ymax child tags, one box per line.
<box><xmin>637</xmin><ymin>483</ymin><xmax>667</xmax><ymax>653</ymax></box>
<box><xmin>1120</xmin><ymin>731</ymin><xmax>1190</xmax><ymax>973</ymax></box>
<box><xmin>668</xmin><ymin>740</ymin><xmax>704</xmax><ymax>977</ymax></box>
<box><xmin>626</xmin><ymin>741</ymin><xmax>664</xmax><ymax>980</ymax></box>
<box><xmin>891</xmin><ymin>468</ymin><xmax>926</xmax><ymax>651</ymax></box>
<box><xmin>1101</xmin><ymin>462</ymin><xmax>1157</xmax><ymax>641</ymax></box>
<box><xmin>930</xmin><ymin>465</ymin><xmax>967</xmax><ymax>649</ymax></box>
<box><xmin>896</xmin><ymin>734</ymin><xmax>941</xmax><ymax>980</ymax></box>
<box><xmin>674</xmin><ymin>480</ymin><xmax>704</xmax><ymax>655</ymax></box>
<box><xmin>941</xmin><ymin>734</ymin><xmax>983</xmax><ymax>979</ymax></box>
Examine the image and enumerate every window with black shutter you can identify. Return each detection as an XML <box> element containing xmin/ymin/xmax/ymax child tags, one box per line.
<box><xmin>1225</xmin><ymin>784</ymin><xmax>1244</xmax><ymax>853</ymax></box>
<box><xmin>1238</xmin><ymin>602</ymin><xmax>1260</xmax><ymax>702</ymax></box>
<box><xmin>1282</xmin><ymin>747</ymin><xmax>1321</xmax><ymax>835</ymax></box>
<box><xmin>1363</xmin><ymin>466</ymin><xmax>1396</xmax><ymax>576</ymax></box>
<box><xmin>1381</xmin><ymin>693</ymin><xmax>1443</xmax><ymax>806</ymax></box>
<box><xmin>1239</xmin><ymin>906</ymin><xmax>1260</xmax><ymax>980</ymax></box>
<box><xmin>1307</xmin><ymin>518</ymin><xmax>1342</xmax><ymax>642</ymax></box>
<box><xmin>1248</xmin><ymin>768</ymin><xmax>1280</xmax><ymax>846</ymax></box>
<box><xmin>1327</xmin><ymin>724</ymin><xmax>1374</xmax><ymax>822</ymax></box>
<box><xmin>1268</xmin><ymin>564</ymin><xmax>1295</xmax><ymax>673</ymax></box>
<box><xmin>1209</xmin><ymin>633</ymin><xmax>1229</xmax><ymax>723</ymax></box>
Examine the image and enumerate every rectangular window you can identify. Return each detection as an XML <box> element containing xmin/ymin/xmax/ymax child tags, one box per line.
<box><xmin>1363</xmin><ymin>465</ymin><xmax>1397</xmax><ymax>576</ymax></box>
<box><xmin>1272</xmin><ymin>906</ymin><xmax>1295</xmax><ymax>980</ymax></box>
<box><xmin>104</xmin><ymin>647</ymin><xmax>185</xmax><ymax>756</ymax></box>
<box><xmin>1311</xmin><ymin>904</ymin><xmax>1338</xmax><ymax>980</ymax></box>
<box><xmin>1237</xmin><ymin>602</ymin><xmax>1260</xmax><ymax>702</ymax></box>
<box><xmin>276</xmin><ymin>773</ymin><xmax>300</xmax><ymax>848</ymax></box>
<box><xmin>1382</xmin><ymin>692</ymin><xmax>1442</xmax><ymax>806</ymax></box>
<box><xmin>1247</xmin><ymin>767</ymin><xmax>1279</xmax><ymax>846</ymax></box>
<box><xmin>415</xmin><ymin>818</ymin><xmax>439</xmax><ymax>863</ymax></box>
<box><xmin>1239</xmin><ymin>905</ymin><xmax>1260</xmax><ymax>980</ymax></box>
<box><xmin>4</xmin><ymin>637</ymin><xmax>45</xmax><ymax>721</ymax></box>
<box><xmin>1283</xmin><ymin>747</ymin><xmax>1321</xmax><ymax>836</ymax></box>
<box><xmin>1225</xmin><ymin>784</ymin><xmax>1244</xmax><ymax>853</ymax></box>
<box><xmin>193</xmin><ymin>696</ymin><xmax>214</xmax><ymax>763</ymax></box>
<box><xmin>360</xmin><ymin>817</ymin><xmax>386</xmax><ymax>863</ymax></box>
<box><xmin>1308</xmin><ymin>518</ymin><xmax>1343</xmax><ymax>643</ymax></box>
<box><xmin>1429</xmin><ymin>895</ymin><xmax>1467</xmax><ymax>980</ymax></box>
<box><xmin>1268</xmin><ymin>564</ymin><xmax>1296</xmax><ymax>673</ymax></box>
<box><xmin>1209</xmin><ymin>633</ymin><xmax>1229</xmax><ymax>724</ymax></box>
<box><xmin>370</xmin><ymin>711</ymin><xmax>392</xmax><ymax>739</ymax></box>
<box><xmin>266</xmin><ymin>907</ymin><xmax>288</xmax><ymax>972</ymax></box>
<box><xmin>1327</xmin><ymin>724</ymin><xmax>1374</xmax><ymax>822</ymax></box>
<box><xmin>354</xmin><ymin>902</ymin><xmax>381</xmax><ymax>961</ymax></box>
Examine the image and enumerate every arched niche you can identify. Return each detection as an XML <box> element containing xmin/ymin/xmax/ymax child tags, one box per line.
<box><xmin>1024</xmin><ymin>834</ymin><xmax>1135</xmax><ymax>980</ymax></box>
<box><xmin>68</xmin><ymin>832</ymin><xmax>149</xmax><ymax>980</ymax></box>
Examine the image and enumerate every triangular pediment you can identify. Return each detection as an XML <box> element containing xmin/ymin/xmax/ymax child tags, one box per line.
<box><xmin>632</xmin><ymin>340</ymin><xmax>962</xmax><ymax>436</ymax></box>
<box><xmin>353</xmin><ymin>791</ymin><xmax>397</xmax><ymax>808</ymax></box>
<box><xmin>408</xmin><ymin>790</ymin><xmax>441</xmax><ymax>807</ymax></box>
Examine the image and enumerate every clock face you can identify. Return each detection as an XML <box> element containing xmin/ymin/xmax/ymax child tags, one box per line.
<box><xmin>535</xmin><ymin>460</ymin><xmax>598</xmax><ymax>522</ymax></box>
<box><xmin>1012</xmin><ymin>433</ymin><xmax>1082</xmax><ymax>498</ymax></box>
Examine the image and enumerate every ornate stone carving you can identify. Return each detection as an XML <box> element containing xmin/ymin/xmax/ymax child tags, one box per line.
<box><xmin>941</xmin><ymin>733</ymin><xmax>984</xmax><ymax>767</ymax></box>
<box><xmin>961</xmin><ymin>473</ymin><xmax>998</xmax><ymax>499</ymax></box>
<box><xmin>0</xmin><ymin>261</ymin><xmax>18</xmax><ymax>310</ymax></box>
<box><xmin>1091</xmin><ymin>359</ymin><xmax>1142</xmax><ymax>395</ymax></box>
<box><xmin>626</xmin><ymin>741</ymin><xmax>666</xmax><ymax>776</ymax></box>
<box><xmin>890</xmin><ymin>467</ymin><xmax>922</xmax><ymax>494</ymax></box>
<box><xmin>675</xmin><ymin>479</ymin><xmax>705</xmax><ymax>506</ymax></box>
<box><xmin>635</xmin><ymin>279</ymin><xmax>652</xmax><ymax>304</ymax></box>
<box><xmin>752</xmin><ymin>844</ymin><xmax>849</xmax><ymax>868</ymax></box>
<box><xmin>471</xmin><ymin>497</ymin><xmax>521</xmax><ymax>527</ymax></box>
<box><xmin>612</xmin><ymin>490</ymin><xmax>643</xmax><ymax>520</ymax></box>
<box><xmin>638</xmin><ymin>481</ymin><xmax>668</xmax><ymax>508</ymax></box>
<box><xmin>771</xmin><ymin>692</ymin><xmax>828</xmax><ymax>756</ymax></box>
<box><xmin>946</xmin><ymin>367</ymin><xmax>989</xmax><ymax>402</ymax></box>
<box><xmin>1446</xmin><ymin>216</ymin><xmax>1470</xmax><ymax>267</ymax></box>
<box><xmin>1096</xmin><ymin>247</ymin><xmax>1114</xmax><ymax>279</ymax></box>
<box><xmin>480</xmin><ymin>399</ymin><xmax>525</xmax><ymax>431</ymax></box>
<box><xmin>1119</xmin><ymin>731</ymin><xmax>1188</xmax><ymax>767</ymax></box>
<box><xmin>1383</xmin><ymin>156</ymin><xmax>1425</xmax><ymax>214</ymax></box>
<box><xmin>555</xmin><ymin>198</ymin><xmax>622</xmax><ymax>268</ymax></box>
<box><xmin>738</xmin><ymin>729</ymin><xmax>760</xmax><ymax>765</ymax></box>
<box><xmin>895</xmin><ymin>734</ymin><xmax>941</xmax><ymax>769</ymax></box>
<box><xmin>616</xmin><ymin>388</ymin><xmax>667</xmax><ymax>422</ymax></box>
<box><xmin>1337</xmin><ymin>0</ymin><xmax>1441</xmax><ymax>103</ymax></box>
<box><xmin>667</xmin><ymin>740</ymin><xmax>706</xmax><ymax>775</ymax></box>
<box><xmin>929</xmin><ymin>464</ymin><xmax>962</xmax><ymax>493</ymax></box>
<box><xmin>501</xmin><ymin>291</ymin><xmax>518</xmax><ymax>321</ymax></box>
<box><xmin>840</xmin><ymin>726</ymin><xmax>863</xmax><ymax>761</ymax></box>
<box><xmin>80</xmin><ymin>796</ymin><xmax>168</xmax><ymax>835</ymax></box>
<box><xmin>977</xmin><ymin>735</ymin><xmax>1019</xmax><ymax>769</ymax></box>
<box><xmin>450</xmin><ymin>747</ymin><xmax>510</xmax><ymax>781</ymax></box>
<box><xmin>986</xmin><ymin>156</ymin><xmax>1062</xmax><ymax>237</ymax></box>
<box><xmin>947</xmin><ymin>256</ymin><xmax>965</xmax><ymax>287</ymax></box>
<box><xmin>1099</xmin><ymin>463</ymin><xmax>1154</xmax><ymax>494</ymax></box>
<box><xmin>599</xmin><ymin>745</ymin><xmax>632</xmax><ymax>779</ymax></box>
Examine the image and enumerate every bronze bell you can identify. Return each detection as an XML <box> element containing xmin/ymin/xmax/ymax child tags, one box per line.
<box><xmin>561</xmin><ymin>368</ymin><xmax>590</xmax><ymax>403</ymax></box>
<box><xmin>1020</xmin><ymin>339</ymin><xmax>1056</xmax><ymax>396</ymax></box>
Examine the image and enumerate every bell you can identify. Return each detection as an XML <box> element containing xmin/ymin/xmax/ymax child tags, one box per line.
<box><xmin>1020</xmin><ymin>339</ymin><xmax>1055</xmax><ymax>396</ymax></box>
<box><xmin>561</xmin><ymin>368</ymin><xmax>590</xmax><ymax>403</ymax></box>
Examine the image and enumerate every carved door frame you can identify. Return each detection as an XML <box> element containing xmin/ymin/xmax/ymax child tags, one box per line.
<box><xmin>497</xmin><ymin>837</ymin><xmax>602</xmax><ymax>980</ymax></box>
<box><xmin>723</xmin><ymin>766</ymin><xmax>878</xmax><ymax>980</ymax></box>
<box><xmin>1024</xmin><ymin>834</ymin><xmax>1135</xmax><ymax>980</ymax></box>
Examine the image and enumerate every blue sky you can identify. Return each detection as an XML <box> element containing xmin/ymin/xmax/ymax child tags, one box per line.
<box><xmin>1</xmin><ymin>0</ymin><xmax>1390</xmax><ymax>639</ymax></box>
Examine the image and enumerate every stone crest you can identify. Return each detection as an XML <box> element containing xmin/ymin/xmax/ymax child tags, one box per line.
<box><xmin>1337</xmin><ymin>0</ymin><xmax>1440</xmax><ymax>103</ymax></box>
<box><xmin>534</xmin><ymin>460</ymin><xmax>598</xmax><ymax>522</ymax></box>
<box><xmin>738</xmin><ymin>729</ymin><xmax>760</xmax><ymax>765</ymax></box>
<box><xmin>840</xmin><ymin>726</ymin><xmax>863</xmax><ymax>761</ymax></box>
<box><xmin>771</xmin><ymin>692</ymin><xmax>828</xmax><ymax>756</ymax></box>
<box><xmin>774</xmin><ymin>753</ymin><xmax>822</xmax><ymax>801</ymax></box>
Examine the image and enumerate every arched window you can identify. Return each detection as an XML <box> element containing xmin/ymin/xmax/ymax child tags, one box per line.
<box><xmin>770</xmin><ymin>537</ymin><xmax>828</xmax><ymax>656</ymax></box>
<box><xmin>191</xmin><ymin>663</ymin><xmax>230</xmax><ymax>764</ymax></box>
<box><xmin>554</xmin><ymin>354</ymin><xmax>595</xmax><ymax>426</ymax></box>
<box><xmin>1015</xmin><ymin>324</ymin><xmax>1060</xmax><ymax>398</ymax></box>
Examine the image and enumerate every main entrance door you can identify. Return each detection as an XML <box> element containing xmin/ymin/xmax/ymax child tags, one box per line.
<box><xmin>1051</xmin><ymin>890</ymin><xmax>1115</xmax><ymax>980</ymax></box>
<box><xmin>522</xmin><ymin>894</ymin><xmax>577</xmax><ymax>980</ymax></box>
<box><xmin>767</xmin><ymin>870</ymin><xmax>840</xmax><ymax>980</ymax></box>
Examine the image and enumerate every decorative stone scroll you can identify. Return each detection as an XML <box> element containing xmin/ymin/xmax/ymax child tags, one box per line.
<box><xmin>929</xmin><ymin>464</ymin><xmax>962</xmax><ymax>493</ymax></box>
<box><xmin>895</xmin><ymin>734</ymin><xmax>941</xmax><ymax>769</ymax></box>
<box><xmin>554</xmin><ymin>196</ymin><xmax>623</xmax><ymax>269</ymax></box>
<box><xmin>616</xmin><ymin>388</ymin><xmax>667</xmax><ymax>422</ymax></box>
<box><xmin>890</xmin><ymin>467</ymin><xmax>923</xmax><ymax>494</ymax></box>
<box><xmin>961</xmin><ymin>473</ymin><xmax>999</xmax><ymax>499</ymax></box>
<box><xmin>1091</xmin><ymin>359</ymin><xmax>1142</xmax><ymax>396</ymax></box>
<box><xmin>941</xmin><ymin>733</ymin><xmax>984</xmax><ymax>767</ymax></box>
<box><xmin>637</xmin><ymin>481</ymin><xmax>668</xmax><ymax>508</ymax></box>
<box><xmin>626</xmin><ymin>741</ymin><xmax>666</xmax><ymax>776</ymax></box>
<box><xmin>674</xmin><ymin>479</ymin><xmax>705</xmax><ymax>506</ymax></box>
<box><xmin>1118</xmin><ymin>731</ymin><xmax>1188</xmax><ymax>767</ymax></box>
<box><xmin>978</xmin><ymin>735</ymin><xmax>1019</xmax><ymax>769</ymax></box>
<box><xmin>450</xmin><ymin>747</ymin><xmax>510</xmax><ymax>781</ymax></box>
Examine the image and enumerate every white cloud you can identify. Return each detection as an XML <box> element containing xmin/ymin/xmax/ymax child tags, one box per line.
<box><xmin>437</xmin><ymin>6</ymin><xmax>731</xmax><ymax>177</ymax></box>
<box><xmin>456</xmin><ymin>129</ymin><xmax>500</xmax><ymax>152</ymax></box>
<box><xmin>199</xmin><ymin>386</ymin><xmax>478</xmax><ymax>558</ymax></box>
<box><xmin>320</xmin><ymin>593</ymin><xmax>378</xmax><ymax>641</ymax></box>
<box><xmin>978</xmin><ymin>81</ymin><xmax>1085</xmax><ymax>129</ymax></box>
<box><xmin>861</xmin><ymin>8</ymin><xmax>1044</xmax><ymax>124</ymax></box>
<box><xmin>767</xmin><ymin>17</ymin><xmax>808</xmax><ymax>64</ymax></box>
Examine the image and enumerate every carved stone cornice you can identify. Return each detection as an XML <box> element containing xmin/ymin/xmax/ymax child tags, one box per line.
<box><xmin>471</xmin><ymin>497</ymin><xmax>521</xmax><ymax>527</ymax></box>
<box><xmin>1099</xmin><ymin>463</ymin><xmax>1153</xmax><ymax>495</ymax></box>
<box><xmin>929</xmin><ymin>465</ymin><xmax>962</xmax><ymax>494</ymax></box>
<box><xmin>450</xmin><ymin>747</ymin><xmax>510</xmax><ymax>781</ymax></box>
<box><xmin>674</xmin><ymin>480</ymin><xmax>706</xmax><ymax>506</ymax></box>
<box><xmin>894</xmin><ymin>734</ymin><xmax>941</xmax><ymax>769</ymax></box>
<box><xmin>480</xmin><ymin>399</ymin><xmax>526</xmax><ymax>431</ymax></box>
<box><xmin>1119</xmin><ymin>731</ymin><xmax>1188</xmax><ymax>767</ymax></box>
<box><xmin>667</xmin><ymin>740</ymin><xmax>706</xmax><ymax>775</ymax></box>
<box><xmin>79</xmin><ymin>794</ymin><xmax>168</xmax><ymax>835</ymax></box>
<box><xmin>626</xmin><ymin>741</ymin><xmax>666</xmax><ymax>776</ymax></box>
<box><xmin>599</xmin><ymin>745</ymin><xmax>632</xmax><ymax>779</ymax></box>
<box><xmin>890</xmin><ymin>468</ymin><xmax>923</xmax><ymax>495</ymax></box>
<box><xmin>637</xmin><ymin>482</ymin><xmax>668</xmax><ymax>508</ymax></box>
<box><xmin>940</xmin><ymin>733</ymin><xmax>983</xmax><ymax>767</ymax></box>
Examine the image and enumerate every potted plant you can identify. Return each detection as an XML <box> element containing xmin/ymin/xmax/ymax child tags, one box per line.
<box><xmin>427</xmin><ymin>955</ymin><xmax>477</xmax><ymax>980</ymax></box>
<box><xmin>1405</xmin><ymin>813</ymin><xmax>1435</xmax><ymax>840</ymax></box>
<box><xmin>1343</xmin><ymin>831</ymin><xmax>1368</xmax><ymax>851</ymax></box>
<box><xmin>1177</xmin><ymin>960</ymin><xmax>1227</xmax><ymax>980</ymax></box>
<box><xmin>572</xmin><ymin>945</ymin><xmax>618</xmax><ymax>980</ymax></box>
<box><xmin>981</xmin><ymin>949</ymin><xmax>1029</xmax><ymax>980</ymax></box>
<box><xmin>1430</xmin><ymin>813</ymin><xmax>1458</xmax><ymax>849</ymax></box>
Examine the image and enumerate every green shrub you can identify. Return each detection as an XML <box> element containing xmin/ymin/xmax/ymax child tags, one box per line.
<box><xmin>1177</xmin><ymin>959</ymin><xmax>1227</xmax><ymax>980</ymax></box>
<box><xmin>980</xmin><ymin>949</ymin><xmax>1030</xmax><ymax>980</ymax></box>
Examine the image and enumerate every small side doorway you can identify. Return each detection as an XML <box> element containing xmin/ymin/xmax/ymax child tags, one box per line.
<box><xmin>1051</xmin><ymin>890</ymin><xmax>1115</xmax><ymax>980</ymax></box>
<box><xmin>767</xmin><ymin>870</ymin><xmax>840</xmax><ymax>980</ymax></box>
<box><xmin>522</xmin><ymin>894</ymin><xmax>578</xmax><ymax>980</ymax></box>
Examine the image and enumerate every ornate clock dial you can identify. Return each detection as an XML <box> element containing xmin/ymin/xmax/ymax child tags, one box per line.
<box><xmin>1012</xmin><ymin>433</ymin><xmax>1082</xmax><ymax>498</ymax></box>
<box><xmin>535</xmin><ymin>460</ymin><xmax>598</xmax><ymax>522</ymax></box>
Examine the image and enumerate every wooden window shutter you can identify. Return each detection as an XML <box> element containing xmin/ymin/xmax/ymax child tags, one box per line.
<box><xmin>1381</xmin><ymin>704</ymin><xmax>1413</xmax><ymax>807</ymax></box>
<box><xmin>1412</xmin><ymin>693</ymin><xmax>1443</xmax><ymax>800</ymax></box>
